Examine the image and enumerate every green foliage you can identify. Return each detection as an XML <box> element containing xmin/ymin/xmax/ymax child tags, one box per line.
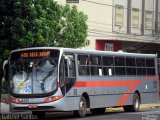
<box><xmin>58</xmin><ymin>5</ymin><xmax>88</xmax><ymax>48</ymax></box>
<box><xmin>1</xmin><ymin>79</ymin><xmax>8</xmax><ymax>93</ymax></box>
<box><xmin>0</xmin><ymin>0</ymin><xmax>88</xmax><ymax>66</ymax></box>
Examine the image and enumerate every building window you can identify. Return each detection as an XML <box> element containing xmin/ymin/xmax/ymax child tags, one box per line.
<box><xmin>132</xmin><ymin>8</ymin><xmax>139</xmax><ymax>28</ymax></box>
<box><xmin>145</xmin><ymin>11</ymin><xmax>153</xmax><ymax>30</ymax></box>
<box><xmin>66</xmin><ymin>0</ymin><xmax>79</xmax><ymax>3</ymax></box>
<box><xmin>115</xmin><ymin>5</ymin><xmax>124</xmax><ymax>26</ymax></box>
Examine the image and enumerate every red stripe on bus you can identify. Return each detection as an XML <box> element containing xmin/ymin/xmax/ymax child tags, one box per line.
<box><xmin>116</xmin><ymin>76</ymin><xmax>158</xmax><ymax>106</ymax></box>
<box><xmin>73</xmin><ymin>76</ymin><xmax>158</xmax><ymax>106</ymax></box>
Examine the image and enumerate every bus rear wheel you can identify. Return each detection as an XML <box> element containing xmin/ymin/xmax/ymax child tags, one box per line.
<box><xmin>90</xmin><ymin>108</ymin><xmax>106</xmax><ymax>115</ymax></box>
<box><xmin>74</xmin><ymin>96</ymin><xmax>87</xmax><ymax>117</ymax></box>
<box><xmin>123</xmin><ymin>93</ymin><xmax>140</xmax><ymax>112</ymax></box>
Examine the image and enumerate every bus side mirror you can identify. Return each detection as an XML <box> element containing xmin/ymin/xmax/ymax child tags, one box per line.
<box><xmin>3</xmin><ymin>60</ymin><xmax>9</xmax><ymax>82</ymax></box>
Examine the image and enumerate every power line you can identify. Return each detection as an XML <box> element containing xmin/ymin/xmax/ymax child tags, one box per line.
<box><xmin>88</xmin><ymin>28</ymin><xmax>155</xmax><ymax>38</ymax></box>
<box><xmin>82</xmin><ymin>0</ymin><xmax>155</xmax><ymax>12</ymax></box>
<box><xmin>134</xmin><ymin>36</ymin><xmax>160</xmax><ymax>51</ymax></box>
<box><xmin>88</xmin><ymin>20</ymin><xmax>113</xmax><ymax>26</ymax></box>
<box><xmin>82</xmin><ymin>0</ymin><xmax>114</xmax><ymax>7</ymax></box>
<box><xmin>88</xmin><ymin>29</ymin><xmax>160</xmax><ymax>43</ymax></box>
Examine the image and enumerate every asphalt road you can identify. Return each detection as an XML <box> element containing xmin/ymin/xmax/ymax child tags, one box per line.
<box><xmin>45</xmin><ymin>108</ymin><xmax>160</xmax><ymax>120</ymax></box>
<box><xmin>1</xmin><ymin>103</ymin><xmax>160</xmax><ymax>120</ymax></box>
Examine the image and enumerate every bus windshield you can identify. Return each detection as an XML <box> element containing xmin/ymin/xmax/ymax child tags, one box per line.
<box><xmin>9</xmin><ymin>50</ymin><xmax>59</xmax><ymax>95</ymax></box>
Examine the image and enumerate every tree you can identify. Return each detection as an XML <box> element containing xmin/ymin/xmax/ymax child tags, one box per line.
<box><xmin>57</xmin><ymin>4</ymin><xmax>88</xmax><ymax>48</ymax></box>
<box><xmin>0</xmin><ymin>0</ymin><xmax>15</xmax><ymax>66</ymax></box>
<box><xmin>0</xmin><ymin>0</ymin><xmax>88</xmax><ymax>66</ymax></box>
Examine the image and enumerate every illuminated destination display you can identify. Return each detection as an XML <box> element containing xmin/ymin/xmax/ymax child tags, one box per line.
<box><xmin>11</xmin><ymin>49</ymin><xmax>60</xmax><ymax>61</ymax></box>
<box><xmin>21</xmin><ymin>51</ymin><xmax>50</xmax><ymax>58</ymax></box>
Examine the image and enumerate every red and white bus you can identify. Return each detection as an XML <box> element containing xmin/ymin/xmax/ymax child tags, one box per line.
<box><xmin>3</xmin><ymin>47</ymin><xmax>160</xmax><ymax>118</ymax></box>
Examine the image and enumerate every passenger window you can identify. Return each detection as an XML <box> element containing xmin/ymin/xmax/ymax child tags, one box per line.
<box><xmin>115</xmin><ymin>57</ymin><xmax>125</xmax><ymax>66</ymax></box>
<box><xmin>78</xmin><ymin>55</ymin><xmax>89</xmax><ymax>65</ymax></box>
<box><xmin>91</xmin><ymin>67</ymin><xmax>102</xmax><ymax>76</ymax></box>
<box><xmin>103</xmin><ymin>67</ymin><xmax>114</xmax><ymax>76</ymax></box>
<box><xmin>126</xmin><ymin>58</ymin><xmax>135</xmax><ymax>66</ymax></box>
<box><xmin>136</xmin><ymin>58</ymin><xmax>145</xmax><ymax>67</ymax></box>
<box><xmin>90</xmin><ymin>55</ymin><xmax>101</xmax><ymax>65</ymax></box>
<box><xmin>79</xmin><ymin>66</ymin><xmax>90</xmax><ymax>75</ymax></box>
<box><xmin>147</xmin><ymin>68</ymin><xmax>155</xmax><ymax>75</ymax></box>
<box><xmin>146</xmin><ymin>59</ymin><xmax>155</xmax><ymax>67</ymax></box>
<box><xmin>126</xmin><ymin>68</ymin><xmax>136</xmax><ymax>75</ymax></box>
<box><xmin>103</xmin><ymin>56</ymin><xmax>114</xmax><ymax>66</ymax></box>
<box><xmin>137</xmin><ymin>68</ymin><xmax>146</xmax><ymax>75</ymax></box>
<box><xmin>115</xmin><ymin>67</ymin><xmax>126</xmax><ymax>75</ymax></box>
<box><xmin>78</xmin><ymin>54</ymin><xmax>90</xmax><ymax>76</ymax></box>
<box><xmin>90</xmin><ymin>55</ymin><xmax>102</xmax><ymax>76</ymax></box>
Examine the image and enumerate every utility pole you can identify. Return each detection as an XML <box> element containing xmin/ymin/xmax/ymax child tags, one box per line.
<box><xmin>141</xmin><ymin>0</ymin><xmax>145</xmax><ymax>35</ymax></box>
<box><xmin>127</xmin><ymin>0</ymin><xmax>132</xmax><ymax>34</ymax></box>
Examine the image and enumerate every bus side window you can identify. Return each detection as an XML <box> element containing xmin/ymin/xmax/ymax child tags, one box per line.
<box><xmin>90</xmin><ymin>55</ymin><xmax>102</xmax><ymax>76</ymax></box>
<box><xmin>78</xmin><ymin>55</ymin><xmax>90</xmax><ymax>76</ymax></box>
<box><xmin>102</xmin><ymin>56</ymin><xmax>115</xmax><ymax>76</ymax></box>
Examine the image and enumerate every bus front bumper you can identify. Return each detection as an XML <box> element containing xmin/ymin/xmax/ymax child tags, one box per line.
<box><xmin>10</xmin><ymin>98</ymin><xmax>66</xmax><ymax>112</ymax></box>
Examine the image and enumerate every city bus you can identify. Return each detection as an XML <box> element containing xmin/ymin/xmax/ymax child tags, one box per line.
<box><xmin>3</xmin><ymin>47</ymin><xmax>160</xmax><ymax>118</ymax></box>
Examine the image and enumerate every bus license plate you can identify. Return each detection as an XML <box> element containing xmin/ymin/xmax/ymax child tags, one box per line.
<box><xmin>21</xmin><ymin>99</ymin><xmax>30</xmax><ymax>103</ymax></box>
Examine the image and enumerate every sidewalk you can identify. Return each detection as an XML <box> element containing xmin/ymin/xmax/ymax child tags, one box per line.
<box><xmin>107</xmin><ymin>102</ymin><xmax>160</xmax><ymax>112</ymax></box>
<box><xmin>1</xmin><ymin>94</ymin><xmax>9</xmax><ymax>104</ymax></box>
<box><xmin>140</xmin><ymin>102</ymin><xmax>160</xmax><ymax>109</ymax></box>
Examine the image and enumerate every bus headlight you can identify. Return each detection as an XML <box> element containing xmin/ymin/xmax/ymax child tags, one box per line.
<box><xmin>44</xmin><ymin>96</ymin><xmax>63</xmax><ymax>103</ymax></box>
<box><xmin>9</xmin><ymin>98</ymin><xmax>22</xmax><ymax>104</ymax></box>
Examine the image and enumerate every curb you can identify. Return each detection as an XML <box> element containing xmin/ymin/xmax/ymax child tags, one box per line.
<box><xmin>107</xmin><ymin>104</ymin><xmax>160</xmax><ymax>112</ymax></box>
<box><xmin>140</xmin><ymin>104</ymin><xmax>160</xmax><ymax>109</ymax></box>
<box><xmin>0</xmin><ymin>99</ymin><xmax>9</xmax><ymax>104</ymax></box>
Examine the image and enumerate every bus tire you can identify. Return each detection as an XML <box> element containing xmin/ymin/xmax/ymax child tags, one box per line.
<box><xmin>74</xmin><ymin>96</ymin><xmax>87</xmax><ymax>117</ymax></box>
<box><xmin>123</xmin><ymin>93</ymin><xmax>140</xmax><ymax>112</ymax></box>
<box><xmin>90</xmin><ymin>108</ymin><xmax>106</xmax><ymax>115</ymax></box>
<box><xmin>32</xmin><ymin>111</ymin><xmax>46</xmax><ymax>119</ymax></box>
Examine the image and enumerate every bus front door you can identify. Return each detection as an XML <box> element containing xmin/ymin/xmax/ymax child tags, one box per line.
<box><xmin>59</xmin><ymin>54</ymin><xmax>76</xmax><ymax>95</ymax></box>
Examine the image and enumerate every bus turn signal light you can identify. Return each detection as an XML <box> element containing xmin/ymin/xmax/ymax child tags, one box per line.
<box><xmin>44</xmin><ymin>96</ymin><xmax>63</xmax><ymax>103</ymax></box>
<box><xmin>9</xmin><ymin>98</ymin><xmax>22</xmax><ymax>104</ymax></box>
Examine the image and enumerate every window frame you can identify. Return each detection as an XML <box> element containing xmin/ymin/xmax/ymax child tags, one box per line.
<box><xmin>115</xmin><ymin>5</ymin><xmax>124</xmax><ymax>26</ymax></box>
<box><xmin>66</xmin><ymin>0</ymin><xmax>79</xmax><ymax>3</ymax></box>
<box><xmin>145</xmin><ymin>11</ymin><xmax>153</xmax><ymax>30</ymax></box>
<box><xmin>132</xmin><ymin>8</ymin><xmax>139</xmax><ymax>28</ymax></box>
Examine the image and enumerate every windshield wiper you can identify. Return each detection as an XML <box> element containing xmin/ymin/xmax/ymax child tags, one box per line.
<box><xmin>40</xmin><ymin>71</ymin><xmax>54</xmax><ymax>93</ymax></box>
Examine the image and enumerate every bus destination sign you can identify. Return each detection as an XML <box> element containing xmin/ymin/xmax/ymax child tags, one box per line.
<box><xmin>21</xmin><ymin>51</ymin><xmax>50</xmax><ymax>58</ymax></box>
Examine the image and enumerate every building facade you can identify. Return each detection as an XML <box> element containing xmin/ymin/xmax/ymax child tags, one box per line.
<box><xmin>58</xmin><ymin>0</ymin><xmax>160</xmax><ymax>55</ymax></box>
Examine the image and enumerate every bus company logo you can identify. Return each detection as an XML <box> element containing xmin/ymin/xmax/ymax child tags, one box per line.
<box><xmin>142</xmin><ymin>113</ymin><xmax>159</xmax><ymax>120</ymax></box>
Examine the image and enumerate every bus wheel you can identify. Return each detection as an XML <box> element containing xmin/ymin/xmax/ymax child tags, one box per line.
<box><xmin>90</xmin><ymin>108</ymin><xmax>106</xmax><ymax>115</ymax></box>
<box><xmin>123</xmin><ymin>93</ymin><xmax>140</xmax><ymax>112</ymax></box>
<box><xmin>32</xmin><ymin>111</ymin><xmax>46</xmax><ymax>119</ymax></box>
<box><xmin>74</xmin><ymin>96</ymin><xmax>87</xmax><ymax>117</ymax></box>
